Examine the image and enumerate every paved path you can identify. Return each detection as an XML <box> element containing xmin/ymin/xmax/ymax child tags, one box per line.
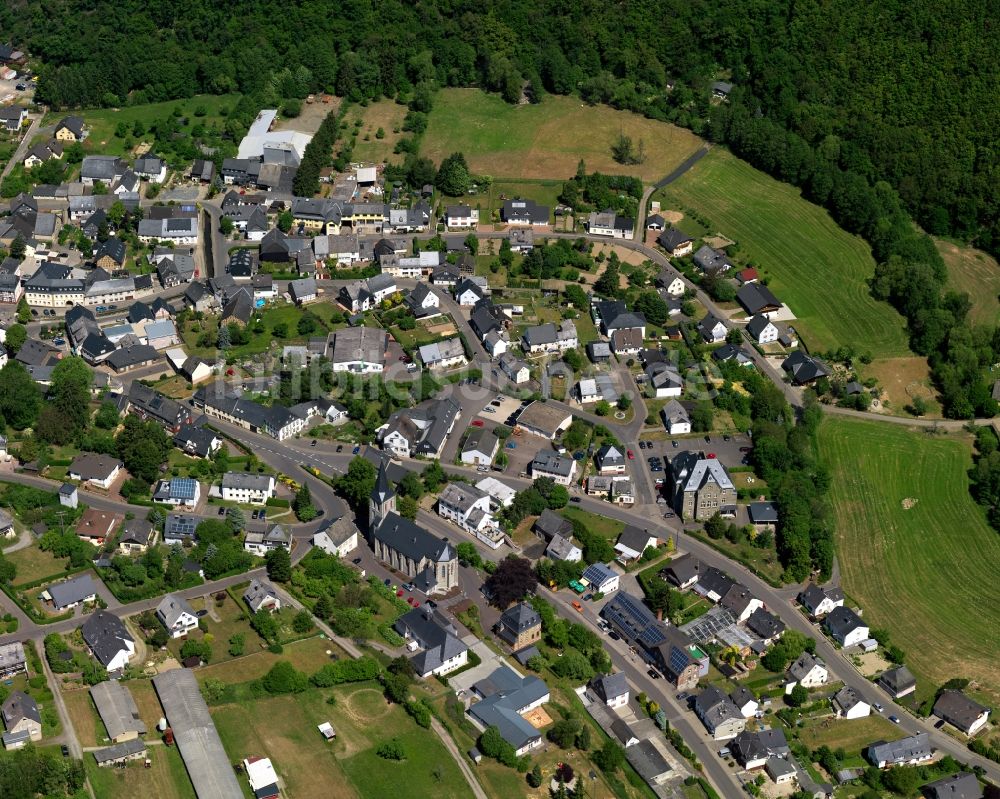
<box><xmin>1</xmin><ymin>113</ymin><xmax>45</xmax><ymax>180</ymax></box>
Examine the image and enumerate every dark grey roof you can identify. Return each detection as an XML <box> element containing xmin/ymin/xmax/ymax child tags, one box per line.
<box><xmin>501</xmin><ymin>199</ymin><xmax>549</xmax><ymax>225</ymax></box>
<box><xmin>661</xmin><ymin>553</ymin><xmax>702</xmax><ymax>586</ymax></box>
<box><xmin>242</xmin><ymin>578</ymin><xmax>279</xmax><ymax>613</ymax></box>
<box><xmin>737</xmin><ymin>283</ymin><xmax>782</xmax><ymax>314</ymax></box>
<box><xmin>746</xmin><ymin>608</ymin><xmax>785</xmax><ymax>640</ymax></box>
<box><xmin>824</xmin><ymin>606</ymin><xmax>866</xmax><ymax>639</ymax></box>
<box><xmin>1</xmin><ymin>691</ymin><xmax>40</xmax><ymax>727</ymax></box>
<box><xmin>695</xmin><ymin>565</ymin><xmax>735</xmax><ymax>598</ymax></box>
<box><xmin>373</xmin><ymin>513</ymin><xmax>455</xmax><ymax>567</ymax></box>
<box><xmin>94</xmin><ymin>237</ymin><xmax>126</xmax><ymax>265</ymax></box>
<box><xmin>746</xmin><ymin>314</ymin><xmax>775</xmax><ymax>339</ymax></box>
<box><xmin>731</xmin><ymin>728</ymin><xmax>788</xmax><ymax>765</ymax></box>
<box><xmin>120</xmin><ymin>519</ymin><xmax>155</xmax><ymax>547</ymax></box>
<box><xmin>497</xmin><ymin>603</ymin><xmax>541</xmax><ymax>640</ymax></box>
<box><xmin>922</xmin><ymin>772</ymin><xmax>983</xmax><ymax>799</ymax></box>
<box><xmin>657</xmin><ymin>227</ymin><xmax>693</xmax><ymax>250</ymax></box>
<box><xmin>748</xmin><ymin>502</ymin><xmax>778</xmax><ymax>524</ymax></box>
<box><xmin>394</xmin><ymin>608</ymin><xmax>467</xmax><ymax>675</ymax></box>
<box><xmin>627</xmin><ymin>739</ymin><xmax>672</xmax><ymax>783</ymax></box>
<box><xmin>933</xmin><ymin>691</ymin><xmax>990</xmax><ymax>731</ymax></box>
<box><xmin>867</xmin><ymin>733</ymin><xmax>931</xmax><ymax>767</ymax></box>
<box><xmin>107</xmin><ymin>344</ymin><xmax>158</xmax><ymax>371</ymax></box>
<box><xmin>782</xmin><ymin>351</ymin><xmax>830</xmax><ymax>384</ymax></box>
<box><xmin>594</xmin><ymin>672</ymin><xmax>629</xmax><ymax>702</ymax></box>
<box><xmin>533</xmin><ymin>508</ymin><xmax>572</xmax><ymax>541</ymax></box>
<box><xmin>81</xmin><ymin>611</ymin><xmax>134</xmax><ymax>668</ymax></box>
<box><xmin>93</xmin><ymin>738</ymin><xmax>147</xmax><ymax>765</ymax></box>
<box><xmin>879</xmin><ymin>665</ymin><xmax>916</xmax><ymax>693</ymax></box>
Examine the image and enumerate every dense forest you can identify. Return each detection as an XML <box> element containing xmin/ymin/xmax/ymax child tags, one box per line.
<box><xmin>4</xmin><ymin>0</ymin><xmax>996</xmax><ymax>258</ymax></box>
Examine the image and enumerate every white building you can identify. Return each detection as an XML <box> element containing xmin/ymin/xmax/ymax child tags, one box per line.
<box><xmin>746</xmin><ymin>315</ymin><xmax>779</xmax><ymax>344</ymax></box>
<box><xmin>833</xmin><ymin>687</ymin><xmax>871</xmax><ymax>720</ymax></box>
<box><xmin>312</xmin><ymin>517</ymin><xmax>360</xmax><ymax>559</ymax></box>
<box><xmin>220</xmin><ymin>472</ymin><xmax>276</xmax><ymax>505</ymax></box>
<box><xmin>785</xmin><ymin>653</ymin><xmax>828</xmax><ymax>693</ymax></box>
<box><xmin>155</xmin><ymin>594</ymin><xmax>199</xmax><ymax>639</ymax></box>
<box><xmin>661</xmin><ymin>400</ymin><xmax>691</xmax><ymax>435</ymax></box>
<box><xmin>437</xmin><ymin>482</ymin><xmax>501</xmax><ymax>548</ymax></box>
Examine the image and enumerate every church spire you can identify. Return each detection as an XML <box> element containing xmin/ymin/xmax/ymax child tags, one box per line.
<box><xmin>371</xmin><ymin>460</ymin><xmax>394</xmax><ymax>505</ymax></box>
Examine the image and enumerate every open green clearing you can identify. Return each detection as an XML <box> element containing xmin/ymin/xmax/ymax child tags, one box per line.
<box><xmin>659</xmin><ymin>149</ymin><xmax>912</xmax><ymax>360</ymax></box>
<box><xmin>819</xmin><ymin>416</ymin><xmax>1000</xmax><ymax>706</ymax></box>
<box><xmin>50</xmin><ymin>94</ymin><xmax>241</xmax><ymax>157</ymax></box>
<box><xmin>210</xmin><ymin>681</ymin><xmax>471</xmax><ymax>799</ymax></box>
<box><xmin>559</xmin><ymin>506</ymin><xmax>624</xmax><ymax>542</ymax></box>
<box><xmin>421</xmin><ymin>89</ymin><xmax>703</xmax><ymax>183</ymax></box>
<box><xmin>796</xmin><ymin>714</ymin><xmax>904</xmax><ymax>755</ymax></box>
<box><xmin>84</xmin><ymin>743</ymin><xmax>195</xmax><ymax>799</ymax></box>
<box><xmin>7</xmin><ymin>544</ymin><xmax>69</xmax><ymax>586</ymax></box>
<box><xmin>937</xmin><ymin>238</ymin><xmax>1000</xmax><ymax>327</ymax></box>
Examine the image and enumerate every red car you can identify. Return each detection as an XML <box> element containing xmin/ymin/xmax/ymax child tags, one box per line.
<box><xmin>471</xmin><ymin>419</ymin><xmax>484</xmax><ymax>427</ymax></box>
<box><xmin>707</xmin><ymin>453</ymin><xmax>717</xmax><ymax>459</ymax></box>
<box><xmin>627</xmin><ymin>449</ymin><xmax>635</xmax><ymax>460</ymax></box>
<box><xmin>396</xmin><ymin>589</ymin><xmax>404</xmax><ymax>597</ymax></box>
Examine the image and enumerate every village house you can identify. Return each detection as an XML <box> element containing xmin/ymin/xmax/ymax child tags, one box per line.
<box><xmin>243</xmin><ymin>578</ymin><xmax>281</xmax><ymax>614</ymax></box>
<box><xmin>785</xmin><ymin>652</ymin><xmax>828</xmax><ymax>692</ymax></box>
<box><xmin>244</xmin><ymin>524</ymin><xmax>292</xmax><ymax>555</ymax></box>
<box><xmin>394</xmin><ymin>608</ymin><xmax>469</xmax><ymax>678</ymax></box>
<box><xmin>155</xmin><ymin>594</ymin><xmax>199</xmax><ymax>639</ymax></box>
<box><xmin>221</xmin><ymin>472</ymin><xmax>275</xmax><ymax>505</ymax></box>
<box><xmin>530</xmin><ymin>449</ymin><xmax>577</xmax><ymax>486</ymax></box>
<box><xmin>81</xmin><ymin>611</ymin><xmax>135</xmax><ymax>673</ymax></box>
<box><xmin>311</xmin><ymin>516</ymin><xmax>360</xmax><ymax>559</ymax></box>
<box><xmin>495</xmin><ymin>603</ymin><xmax>542</xmax><ymax>652</ymax></box>
<box><xmin>933</xmin><ymin>690</ymin><xmax>991</xmax><ymax>736</ymax></box>
<box><xmin>68</xmin><ymin>453</ymin><xmax>122</xmax><ymax>489</ymax></box>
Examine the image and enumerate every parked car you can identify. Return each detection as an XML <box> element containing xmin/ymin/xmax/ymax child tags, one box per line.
<box><xmin>873</xmin><ymin>703</ymin><xmax>884</xmax><ymax>713</ymax></box>
<box><xmin>352</xmin><ymin>557</ymin><xmax>362</xmax><ymax>564</ymax></box>
<box><xmin>384</xmin><ymin>578</ymin><xmax>391</xmax><ymax>586</ymax></box>
<box><xmin>506</xmin><ymin>442</ymin><xmax>516</xmax><ymax>449</ymax></box>
<box><xmin>471</xmin><ymin>419</ymin><xmax>484</xmax><ymax>427</ymax></box>
<box><xmin>663</xmin><ymin>511</ymin><xmax>675</xmax><ymax>518</ymax></box>
<box><xmin>647</xmin><ymin>668</ymin><xmax>661</xmax><ymax>680</ymax></box>
<box><xmin>569</xmin><ymin>497</ymin><xmax>581</xmax><ymax>503</ymax></box>
<box><xmin>583</xmin><ymin>593</ymin><xmax>593</xmax><ymax>601</ymax></box>
<box><xmin>336</xmin><ymin>444</ymin><xmax>343</xmax><ymax>452</ymax></box>
<box><xmin>739</xmin><ymin>446</ymin><xmax>751</xmax><ymax>452</ymax></box>
<box><xmin>671</xmin><ymin>440</ymin><xmax>678</xmax><ymax>448</ymax></box>
<box><xmin>889</xmin><ymin>715</ymin><xmax>901</xmax><ymax>724</ymax></box>
<box><xmin>310</xmin><ymin>439</ymin><xmax>317</xmax><ymax>447</ymax></box>
<box><xmin>627</xmin><ymin>449</ymin><xmax>634</xmax><ymax>460</ymax></box>
<box><xmin>572</xmin><ymin>601</ymin><xmax>583</xmax><ymax>612</ymax></box>
<box><xmin>608</xmin><ymin>631</ymin><xmax>621</xmax><ymax>640</ymax></box>
<box><xmin>352</xmin><ymin>445</ymin><xmax>360</xmax><ymax>454</ymax></box>
<box><xmin>217</xmin><ymin>506</ymin><xmax>226</xmax><ymax>516</ymax></box>
<box><xmin>15</xmin><ymin>84</ymin><xmax>26</xmax><ymax>91</ymax></box>
<box><xmin>60</xmin><ymin>745</ymin><xmax>69</xmax><ymax>757</ymax></box>
<box><xmin>403</xmin><ymin>582</ymin><xmax>415</xmax><ymax>591</ymax></box>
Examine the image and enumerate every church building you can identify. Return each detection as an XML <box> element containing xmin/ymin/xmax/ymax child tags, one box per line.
<box><xmin>369</xmin><ymin>462</ymin><xmax>458</xmax><ymax>595</ymax></box>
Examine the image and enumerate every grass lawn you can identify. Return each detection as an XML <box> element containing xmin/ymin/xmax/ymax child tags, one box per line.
<box><xmin>422</xmin><ymin>89</ymin><xmax>704</xmax><ymax>183</ymax></box>
<box><xmin>559</xmin><ymin>506</ymin><xmax>624</xmax><ymax>541</ymax></box>
<box><xmin>658</xmin><ymin>149</ymin><xmax>912</xmax><ymax>360</ymax></box>
<box><xmin>819</xmin><ymin>417</ymin><xmax>1000</xmax><ymax>706</ymax></box>
<box><xmin>454</xmin><ymin>179</ymin><xmax>564</xmax><ymax>225</ymax></box>
<box><xmin>58</xmin><ymin>94</ymin><xmax>240</xmax><ymax>158</ymax></box>
<box><xmin>62</xmin><ymin>688</ymin><xmax>101</xmax><ymax>747</ymax></box>
<box><xmin>212</xmin><ymin>681</ymin><xmax>472</xmax><ymax>799</ymax></box>
<box><xmin>8</xmin><ymin>545</ymin><xmax>69</xmax><ymax>586</ymax></box>
<box><xmin>350</xmin><ymin>100</ymin><xmax>410</xmax><ymax>164</ymax></box>
<box><xmin>85</xmin><ymin>742</ymin><xmax>196</xmax><ymax>799</ymax></box>
<box><xmin>196</xmin><ymin>636</ymin><xmax>348</xmax><ymax>685</ymax></box>
<box><xmin>937</xmin><ymin>238</ymin><xmax>1000</xmax><ymax>327</ymax></box>
<box><xmin>796</xmin><ymin>714</ymin><xmax>904</xmax><ymax>754</ymax></box>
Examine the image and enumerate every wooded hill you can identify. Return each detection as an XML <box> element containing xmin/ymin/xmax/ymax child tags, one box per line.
<box><xmin>6</xmin><ymin>0</ymin><xmax>997</xmax><ymax>259</ymax></box>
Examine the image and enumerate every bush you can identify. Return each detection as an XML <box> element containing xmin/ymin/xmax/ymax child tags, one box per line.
<box><xmin>262</xmin><ymin>661</ymin><xmax>309</xmax><ymax>694</ymax></box>
<box><xmin>376</xmin><ymin>738</ymin><xmax>406</xmax><ymax>761</ymax></box>
<box><xmin>311</xmin><ymin>656</ymin><xmax>381</xmax><ymax>687</ymax></box>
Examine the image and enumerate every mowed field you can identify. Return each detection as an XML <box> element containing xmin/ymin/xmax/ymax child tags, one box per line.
<box><xmin>819</xmin><ymin>417</ymin><xmax>1000</xmax><ymax>705</ymax></box>
<box><xmin>660</xmin><ymin>150</ymin><xmax>912</xmax><ymax>359</ymax></box>
<box><xmin>210</xmin><ymin>681</ymin><xmax>472</xmax><ymax>799</ymax></box>
<box><xmin>937</xmin><ymin>238</ymin><xmax>1000</xmax><ymax>326</ymax></box>
<box><xmin>421</xmin><ymin>88</ymin><xmax>703</xmax><ymax>182</ymax></box>
<box><xmin>85</xmin><ymin>744</ymin><xmax>196</xmax><ymax>799</ymax></box>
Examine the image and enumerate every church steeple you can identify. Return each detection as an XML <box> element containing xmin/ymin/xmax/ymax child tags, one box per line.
<box><xmin>369</xmin><ymin>460</ymin><xmax>396</xmax><ymax>534</ymax></box>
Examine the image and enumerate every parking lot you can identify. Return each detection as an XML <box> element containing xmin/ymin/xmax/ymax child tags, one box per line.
<box><xmin>476</xmin><ymin>394</ymin><xmax>522</xmax><ymax>424</ymax></box>
<box><xmin>638</xmin><ymin>432</ymin><xmax>752</xmax><ymax>474</ymax></box>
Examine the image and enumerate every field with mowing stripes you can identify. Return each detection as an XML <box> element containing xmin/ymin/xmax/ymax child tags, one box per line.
<box><xmin>659</xmin><ymin>150</ymin><xmax>912</xmax><ymax>360</ymax></box>
<box><xmin>819</xmin><ymin>417</ymin><xmax>1000</xmax><ymax>706</ymax></box>
<box><xmin>421</xmin><ymin>89</ymin><xmax>704</xmax><ymax>182</ymax></box>
<box><xmin>938</xmin><ymin>238</ymin><xmax>1000</xmax><ymax>327</ymax></box>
